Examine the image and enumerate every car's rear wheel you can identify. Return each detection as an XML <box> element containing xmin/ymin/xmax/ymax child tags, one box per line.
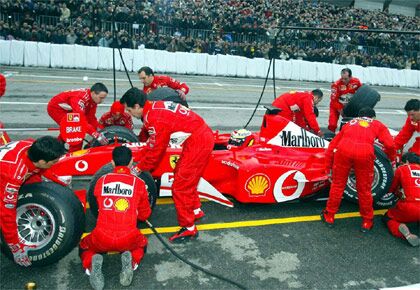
<box><xmin>0</xmin><ymin>182</ymin><xmax>84</xmax><ymax>266</ymax></box>
<box><xmin>90</xmin><ymin>126</ymin><xmax>138</xmax><ymax>147</ymax></box>
<box><xmin>343</xmin><ymin>85</ymin><xmax>381</xmax><ymax>117</ymax></box>
<box><xmin>87</xmin><ymin>163</ymin><xmax>158</xmax><ymax>217</ymax></box>
<box><xmin>342</xmin><ymin>146</ymin><xmax>393</xmax><ymax>203</ymax></box>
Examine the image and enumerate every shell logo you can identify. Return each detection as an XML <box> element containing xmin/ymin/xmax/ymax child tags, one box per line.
<box><xmin>70</xmin><ymin>149</ymin><xmax>89</xmax><ymax>157</ymax></box>
<box><xmin>245</xmin><ymin>174</ymin><xmax>270</xmax><ymax>196</ymax></box>
<box><xmin>359</xmin><ymin>120</ymin><xmax>370</xmax><ymax>128</ymax></box>
<box><xmin>114</xmin><ymin>198</ymin><xmax>130</xmax><ymax>212</ymax></box>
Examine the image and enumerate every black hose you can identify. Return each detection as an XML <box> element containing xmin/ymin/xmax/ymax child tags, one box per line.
<box><xmin>145</xmin><ymin>220</ymin><xmax>247</xmax><ymax>290</ymax></box>
<box><xmin>243</xmin><ymin>57</ymin><xmax>272</xmax><ymax>129</ymax></box>
<box><xmin>117</xmin><ymin>47</ymin><xmax>134</xmax><ymax>88</ymax></box>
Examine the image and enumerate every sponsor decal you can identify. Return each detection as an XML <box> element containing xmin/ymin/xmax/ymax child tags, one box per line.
<box><xmin>276</xmin><ymin>160</ymin><xmax>305</xmax><ymax>168</ymax></box>
<box><xmin>221</xmin><ymin>160</ymin><xmax>239</xmax><ymax>170</ymax></box>
<box><xmin>245</xmin><ymin>174</ymin><xmax>270</xmax><ymax>196</ymax></box>
<box><xmin>269</xmin><ymin>123</ymin><xmax>327</xmax><ymax>148</ymax></box>
<box><xmin>102</xmin><ymin>182</ymin><xmax>134</xmax><ymax>197</ymax></box>
<box><xmin>414</xmin><ymin>179</ymin><xmax>420</xmax><ymax>187</ymax></box>
<box><xmin>358</xmin><ymin>120</ymin><xmax>369</xmax><ymax>128</ymax></box>
<box><xmin>169</xmin><ymin>155</ymin><xmax>180</xmax><ymax>169</ymax></box>
<box><xmin>77</xmin><ymin>100</ymin><xmax>85</xmax><ymax>110</ymax></box>
<box><xmin>411</xmin><ymin>170</ymin><xmax>420</xmax><ymax>178</ymax></box>
<box><xmin>67</xmin><ymin>113</ymin><xmax>80</xmax><ymax>122</ymax></box>
<box><xmin>103</xmin><ymin>197</ymin><xmax>113</xmax><ymax>210</ymax></box>
<box><xmin>75</xmin><ymin>160</ymin><xmax>88</xmax><ymax>172</ymax></box>
<box><xmin>70</xmin><ymin>149</ymin><xmax>89</xmax><ymax>157</ymax></box>
<box><xmin>123</xmin><ymin>142</ymin><xmax>147</xmax><ymax>148</ymax></box>
<box><xmin>163</xmin><ymin>102</ymin><xmax>178</xmax><ymax>112</ymax></box>
<box><xmin>5</xmin><ymin>183</ymin><xmax>19</xmax><ymax>193</ymax></box>
<box><xmin>4</xmin><ymin>183</ymin><xmax>19</xmax><ymax>203</ymax></box>
<box><xmin>114</xmin><ymin>198</ymin><xmax>130</xmax><ymax>212</ymax></box>
<box><xmin>5</xmin><ymin>204</ymin><xmax>15</xmax><ymax>209</ymax></box>
<box><xmin>273</xmin><ymin>170</ymin><xmax>307</xmax><ymax>202</ymax></box>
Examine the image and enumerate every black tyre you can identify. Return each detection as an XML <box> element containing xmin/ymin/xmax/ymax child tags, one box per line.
<box><xmin>87</xmin><ymin>163</ymin><xmax>158</xmax><ymax>217</ymax></box>
<box><xmin>0</xmin><ymin>182</ymin><xmax>85</xmax><ymax>266</ymax></box>
<box><xmin>343</xmin><ymin>146</ymin><xmax>394</xmax><ymax>203</ymax></box>
<box><xmin>342</xmin><ymin>85</ymin><xmax>381</xmax><ymax>117</ymax></box>
<box><xmin>90</xmin><ymin>126</ymin><xmax>138</xmax><ymax>147</ymax></box>
<box><xmin>374</xmin><ymin>192</ymin><xmax>399</xmax><ymax>208</ymax></box>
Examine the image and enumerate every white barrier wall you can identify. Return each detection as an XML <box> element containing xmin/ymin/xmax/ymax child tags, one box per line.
<box><xmin>0</xmin><ymin>40</ymin><xmax>419</xmax><ymax>88</ymax></box>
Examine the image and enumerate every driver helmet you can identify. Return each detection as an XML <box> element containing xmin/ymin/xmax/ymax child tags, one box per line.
<box><xmin>228</xmin><ymin>129</ymin><xmax>254</xmax><ymax>148</ymax></box>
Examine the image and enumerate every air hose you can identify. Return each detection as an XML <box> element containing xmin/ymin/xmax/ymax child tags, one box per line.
<box><xmin>145</xmin><ymin>220</ymin><xmax>247</xmax><ymax>290</ymax></box>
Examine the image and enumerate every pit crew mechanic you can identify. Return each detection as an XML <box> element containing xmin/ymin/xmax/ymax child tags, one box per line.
<box><xmin>120</xmin><ymin>88</ymin><xmax>214</xmax><ymax>243</ymax></box>
<box><xmin>138</xmin><ymin>66</ymin><xmax>189</xmax><ymax>102</ymax></box>
<box><xmin>322</xmin><ymin>108</ymin><xmax>395</xmax><ymax>232</ymax></box>
<box><xmin>272</xmin><ymin>89</ymin><xmax>323</xmax><ymax>136</ymax></box>
<box><xmin>0</xmin><ymin>136</ymin><xmax>66</xmax><ymax>267</ymax></box>
<box><xmin>79</xmin><ymin>146</ymin><xmax>151</xmax><ymax>289</ymax></box>
<box><xmin>47</xmin><ymin>83</ymin><xmax>109</xmax><ymax>151</ymax></box>
<box><xmin>328</xmin><ymin>68</ymin><xmax>362</xmax><ymax>133</ymax></box>
<box><xmin>98</xmin><ymin>101</ymin><xmax>134</xmax><ymax>130</ymax></box>
<box><xmin>394</xmin><ymin>99</ymin><xmax>419</xmax><ymax>155</ymax></box>
<box><xmin>382</xmin><ymin>152</ymin><xmax>420</xmax><ymax>247</ymax></box>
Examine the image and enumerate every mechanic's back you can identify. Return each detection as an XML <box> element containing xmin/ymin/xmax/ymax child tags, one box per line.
<box><xmin>79</xmin><ymin>146</ymin><xmax>151</xmax><ymax>289</ymax></box>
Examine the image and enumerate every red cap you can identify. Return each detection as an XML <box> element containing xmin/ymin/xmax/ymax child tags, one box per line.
<box><xmin>110</xmin><ymin>101</ymin><xmax>125</xmax><ymax>114</ymax></box>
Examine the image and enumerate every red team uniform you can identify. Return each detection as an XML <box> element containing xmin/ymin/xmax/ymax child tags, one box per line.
<box><xmin>134</xmin><ymin>101</ymin><xmax>214</xmax><ymax>230</ymax></box>
<box><xmin>394</xmin><ymin>117</ymin><xmax>420</xmax><ymax>155</ymax></box>
<box><xmin>272</xmin><ymin>91</ymin><xmax>321</xmax><ymax>134</ymax></box>
<box><xmin>0</xmin><ymin>140</ymin><xmax>63</xmax><ymax>248</ymax></box>
<box><xmin>47</xmin><ymin>88</ymin><xmax>100</xmax><ymax>135</ymax></box>
<box><xmin>79</xmin><ymin>166</ymin><xmax>151</xmax><ymax>271</ymax></box>
<box><xmin>325</xmin><ymin>117</ymin><xmax>395</xmax><ymax>224</ymax></box>
<box><xmin>328</xmin><ymin>77</ymin><xmax>362</xmax><ymax>132</ymax></box>
<box><xmin>385</xmin><ymin>163</ymin><xmax>420</xmax><ymax>239</ymax></box>
<box><xmin>0</xmin><ymin>73</ymin><xmax>5</xmax><ymax>97</ymax></box>
<box><xmin>98</xmin><ymin>102</ymin><xmax>133</xmax><ymax>130</ymax></box>
<box><xmin>142</xmin><ymin>75</ymin><xmax>189</xmax><ymax>95</ymax></box>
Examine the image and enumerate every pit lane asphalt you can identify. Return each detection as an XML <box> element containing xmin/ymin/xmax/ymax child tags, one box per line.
<box><xmin>1</xmin><ymin>66</ymin><xmax>419</xmax><ymax>289</ymax></box>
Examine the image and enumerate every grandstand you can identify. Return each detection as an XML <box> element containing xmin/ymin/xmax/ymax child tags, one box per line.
<box><xmin>0</xmin><ymin>0</ymin><xmax>419</xmax><ymax>70</ymax></box>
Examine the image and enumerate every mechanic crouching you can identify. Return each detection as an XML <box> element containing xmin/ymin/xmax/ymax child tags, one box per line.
<box><xmin>0</xmin><ymin>136</ymin><xmax>66</xmax><ymax>267</ymax></box>
<box><xmin>120</xmin><ymin>88</ymin><xmax>214</xmax><ymax>243</ymax></box>
<box><xmin>47</xmin><ymin>83</ymin><xmax>109</xmax><ymax>151</ymax></box>
<box><xmin>321</xmin><ymin>108</ymin><xmax>395</xmax><ymax>232</ymax></box>
<box><xmin>382</xmin><ymin>152</ymin><xmax>420</xmax><ymax>247</ymax></box>
<box><xmin>98</xmin><ymin>101</ymin><xmax>134</xmax><ymax>130</ymax></box>
<box><xmin>272</xmin><ymin>89</ymin><xmax>324</xmax><ymax>136</ymax></box>
<box><xmin>79</xmin><ymin>146</ymin><xmax>151</xmax><ymax>290</ymax></box>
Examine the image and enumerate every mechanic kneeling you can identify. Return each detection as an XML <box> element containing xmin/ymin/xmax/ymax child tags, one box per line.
<box><xmin>98</xmin><ymin>101</ymin><xmax>134</xmax><ymax>130</ymax></box>
<box><xmin>79</xmin><ymin>146</ymin><xmax>151</xmax><ymax>290</ymax></box>
<box><xmin>382</xmin><ymin>152</ymin><xmax>420</xmax><ymax>247</ymax></box>
<box><xmin>321</xmin><ymin>108</ymin><xmax>395</xmax><ymax>232</ymax></box>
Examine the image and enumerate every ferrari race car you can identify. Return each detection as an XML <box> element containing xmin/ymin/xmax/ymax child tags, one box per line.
<box><xmin>0</xmin><ymin>103</ymin><xmax>394</xmax><ymax>267</ymax></box>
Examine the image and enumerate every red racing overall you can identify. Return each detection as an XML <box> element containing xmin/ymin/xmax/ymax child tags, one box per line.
<box><xmin>47</xmin><ymin>88</ymin><xmax>99</xmax><ymax>150</ymax></box>
<box><xmin>328</xmin><ymin>77</ymin><xmax>362</xmax><ymax>132</ymax></box>
<box><xmin>143</xmin><ymin>75</ymin><xmax>189</xmax><ymax>95</ymax></box>
<box><xmin>98</xmin><ymin>111</ymin><xmax>134</xmax><ymax>130</ymax></box>
<box><xmin>394</xmin><ymin>117</ymin><xmax>420</xmax><ymax>156</ymax></box>
<box><xmin>79</xmin><ymin>166</ymin><xmax>151</xmax><ymax>270</ymax></box>
<box><xmin>272</xmin><ymin>91</ymin><xmax>321</xmax><ymax>134</ymax></box>
<box><xmin>385</xmin><ymin>163</ymin><xmax>420</xmax><ymax>238</ymax></box>
<box><xmin>135</xmin><ymin>101</ymin><xmax>214</xmax><ymax>228</ymax></box>
<box><xmin>0</xmin><ymin>140</ymin><xmax>63</xmax><ymax>247</ymax></box>
<box><xmin>325</xmin><ymin>117</ymin><xmax>395</xmax><ymax>221</ymax></box>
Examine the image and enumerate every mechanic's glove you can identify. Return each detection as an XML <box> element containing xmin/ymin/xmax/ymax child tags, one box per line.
<box><xmin>176</xmin><ymin>89</ymin><xmax>187</xmax><ymax>101</ymax></box>
<box><xmin>91</xmin><ymin>131</ymin><xmax>109</xmax><ymax>146</ymax></box>
<box><xmin>130</xmin><ymin>165</ymin><xmax>141</xmax><ymax>176</ymax></box>
<box><xmin>9</xmin><ymin>243</ymin><xmax>32</xmax><ymax>267</ymax></box>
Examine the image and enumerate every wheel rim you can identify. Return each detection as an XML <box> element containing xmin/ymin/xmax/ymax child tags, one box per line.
<box><xmin>347</xmin><ymin>166</ymin><xmax>380</xmax><ymax>196</ymax></box>
<box><xmin>16</xmin><ymin>203</ymin><xmax>56</xmax><ymax>249</ymax></box>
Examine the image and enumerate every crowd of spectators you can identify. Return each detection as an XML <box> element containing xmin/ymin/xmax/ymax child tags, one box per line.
<box><xmin>0</xmin><ymin>0</ymin><xmax>419</xmax><ymax>70</ymax></box>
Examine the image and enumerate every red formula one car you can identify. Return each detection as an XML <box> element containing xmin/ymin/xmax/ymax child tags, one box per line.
<box><xmin>0</xmin><ymin>106</ymin><xmax>393</xmax><ymax>266</ymax></box>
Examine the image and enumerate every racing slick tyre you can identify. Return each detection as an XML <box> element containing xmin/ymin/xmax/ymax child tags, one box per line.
<box><xmin>0</xmin><ymin>182</ymin><xmax>85</xmax><ymax>266</ymax></box>
<box><xmin>342</xmin><ymin>85</ymin><xmax>381</xmax><ymax>118</ymax></box>
<box><xmin>342</xmin><ymin>146</ymin><xmax>393</xmax><ymax>203</ymax></box>
<box><xmin>87</xmin><ymin>163</ymin><xmax>158</xmax><ymax>217</ymax></box>
<box><xmin>90</xmin><ymin>126</ymin><xmax>138</xmax><ymax>147</ymax></box>
<box><xmin>374</xmin><ymin>192</ymin><xmax>398</xmax><ymax>208</ymax></box>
